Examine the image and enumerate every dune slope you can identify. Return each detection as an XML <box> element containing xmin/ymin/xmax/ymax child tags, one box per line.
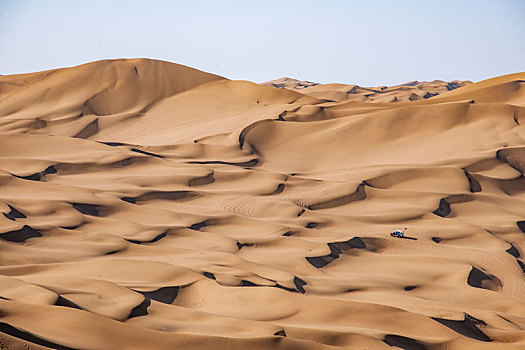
<box><xmin>0</xmin><ymin>59</ymin><xmax>525</xmax><ymax>349</ymax></box>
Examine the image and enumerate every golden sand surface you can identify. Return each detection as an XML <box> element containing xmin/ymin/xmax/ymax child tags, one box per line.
<box><xmin>0</xmin><ymin>58</ymin><xmax>524</xmax><ymax>349</ymax></box>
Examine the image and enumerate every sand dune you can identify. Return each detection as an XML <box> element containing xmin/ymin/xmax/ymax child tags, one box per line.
<box><xmin>261</xmin><ymin>77</ymin><xmax>320</xmax><ymax>90</ymax></box>
<box><xmin>263</xmin><ymin>77</ymin><xmax>472</xmax><ymax>103</ymax></box>
<box><xmin>0</xmin><ymin>59</ymin><xmax>525</xmax><ymax>349</ymax></box>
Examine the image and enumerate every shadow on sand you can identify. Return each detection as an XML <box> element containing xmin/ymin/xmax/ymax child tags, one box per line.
<box><xmin>394</xmin><ymin>236</ymin><xmax>417</xmax><ymax>240</ymax></box>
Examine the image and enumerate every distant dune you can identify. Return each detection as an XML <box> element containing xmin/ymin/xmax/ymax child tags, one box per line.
<box><xmin>262</xmin><ymin>77</ymin><xmax>472</xmax><ymax>102</ymax></box>
<box><xmin>261</xmin><ymin>77</ymin><xmax>320</xmax><ymax>90</ymax></box>
<box><xmin>0</xmin><ymin>59</ymin><xmax>525</xmax><ymax>349</ymax></box>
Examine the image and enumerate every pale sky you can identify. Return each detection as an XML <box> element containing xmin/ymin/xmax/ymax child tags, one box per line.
<box><xmin>1</xmin><ymin>0</ymin><xmax>524</xmax><ymax>86</ymax></box>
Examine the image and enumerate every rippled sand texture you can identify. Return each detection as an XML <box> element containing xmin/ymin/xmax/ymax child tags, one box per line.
<box><xmin>0</xmin><ymin>59</ymin><xmax>524</xmax><ymax>349</ymax></box>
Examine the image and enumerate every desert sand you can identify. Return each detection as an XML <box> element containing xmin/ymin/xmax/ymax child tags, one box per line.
<box><xmin>0</xmin><ymin>58</ymin><xmax>524</xmax><ymax>349</ymax></box>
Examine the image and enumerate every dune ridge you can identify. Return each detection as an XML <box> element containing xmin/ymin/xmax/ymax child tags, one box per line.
<box><xmin>0</xmin><ymin>59</ymin><xmax>525</xmax><ymax>349</ymax></box>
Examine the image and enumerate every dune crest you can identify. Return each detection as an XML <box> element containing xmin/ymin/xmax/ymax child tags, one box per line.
<box><xmin>1</xmin><ymin>59</ymin><xmax>525</xmax><ymax>349</ymax></box>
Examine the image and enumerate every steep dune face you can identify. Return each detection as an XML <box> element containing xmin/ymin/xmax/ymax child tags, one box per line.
<box><xmin>0</xmin><ymin>59</ymin><xmax>525</xmax><ymax>349</ymax></box>
<box><xmin>0</xmin><ymin>59</ymin><xmax>226</xmax><ymax>138</ymax></box>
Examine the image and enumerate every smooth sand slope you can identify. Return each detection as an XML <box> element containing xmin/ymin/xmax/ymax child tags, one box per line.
<box><xmin>0</xmin><ymin>58</ymin><xmax>524</xmax><ymax>349</ymax></box>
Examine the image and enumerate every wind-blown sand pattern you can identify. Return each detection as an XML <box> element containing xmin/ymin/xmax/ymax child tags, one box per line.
<box><xmin>0</xmin><ymin>58</ymin><xmax>524</xmax><ymax>349</ymax></box>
